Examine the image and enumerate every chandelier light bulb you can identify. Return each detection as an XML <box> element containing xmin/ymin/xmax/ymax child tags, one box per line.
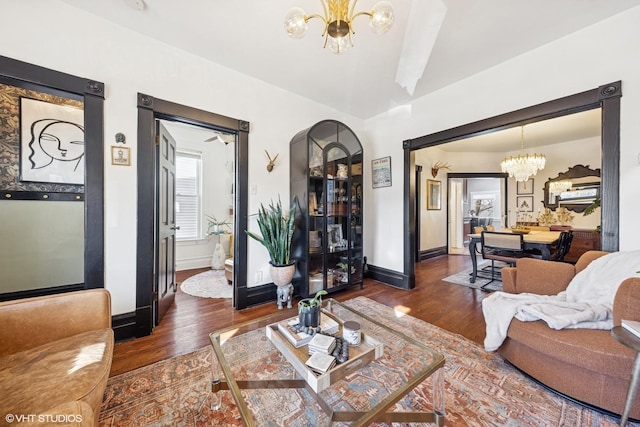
<box><xmin>370</xmin><ymin>1</ymin><xmax>394</xmax><ymax>34</ymax></box>
<box><xmin>284</xmin><ymin>7</ymin><xmax>308</xmax><ymax>39</ymax></box>
<box><xmin>329</xmin><ymin>36</ymin><xmax>349</xmax><ymax>55</ymax></box>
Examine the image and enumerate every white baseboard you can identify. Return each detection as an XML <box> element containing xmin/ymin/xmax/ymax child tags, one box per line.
<box><xmin>177</xmin><ymin>256</ymin><xmax>211</xmax><ymax>271</ymax></box>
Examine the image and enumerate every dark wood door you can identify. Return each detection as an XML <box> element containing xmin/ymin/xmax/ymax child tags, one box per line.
<box><xmin>155</xmin><ymin>121</ymin><xmax>177</xmax><ymax>325</ymax></box>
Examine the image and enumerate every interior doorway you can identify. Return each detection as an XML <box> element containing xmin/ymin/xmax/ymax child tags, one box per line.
<box><xmin>401</xmin><ymin>81</ymin><xmax>620</xmax><ymax>291</ymax></box>
<box><xmin>159</xmin><ymin>119</ymin><xmax>237</xmax><ymax>310</ymax></box>
<box><xmin>448</xmin><ymin>175</ymin><xmax>507</xmax><ymax>255</ymax></box>
<box><xmin>135</xmin><ymin>94</ymin><xmax>250</xmax><ymax>337</ymax></box>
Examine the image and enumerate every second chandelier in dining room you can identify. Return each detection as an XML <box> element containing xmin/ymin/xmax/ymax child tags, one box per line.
<box><xmin>284</xmin><ymin>0</ymin><xmax>394</xmax><ymax>54</ymax></box>
<box><xmin>500</xmin><ymin>126</ymin><xmax>546</xmax><ymax>182</ymax></box>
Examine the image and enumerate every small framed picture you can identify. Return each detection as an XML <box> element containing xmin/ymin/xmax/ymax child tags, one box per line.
<box><xmin>111</xmin><ymin>146</ymin><xmax>130</xmax><ymax>166</ymax></box>
<box><xmin>372</xmin><ymin>156</ymin><xmax>391</xmax><ymax>188</ymax></box>
<box><xmin>426</xmin><ymin>179</ymin><xmax>441</xmax><ymax>210</ymax></box>
<box><xmin>516</xmin><ymin>196</ymin><xmax>534</xmax><ymax>212</ymax></box>
<box><xmin>517</xmin><ymin>178</ymin><xmax>534</xmax><ymax>195</ymax></box>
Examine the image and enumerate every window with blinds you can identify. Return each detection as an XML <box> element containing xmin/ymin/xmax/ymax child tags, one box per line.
<box><xmin>176</xmin><ymin>151</ymin><xmax>202</xmax><ymax>240</ymax></box>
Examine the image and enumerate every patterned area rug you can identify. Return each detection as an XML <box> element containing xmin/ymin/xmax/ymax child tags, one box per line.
<box><xmin>99</xmin><ymin>296</ymin><xmax>633</xmax><ymax>426</ymax></box>
<box><xmin>179</xmin><ymin>269</ymin><xmax>232</xmax><ymax>299</ymax></box>
<box><xmin>442</xmin><ymin>260</ymin><xmax>507</xmax><ymax>292</ymax></box>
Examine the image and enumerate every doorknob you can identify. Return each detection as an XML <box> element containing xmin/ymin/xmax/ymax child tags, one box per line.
<box><xmin>171</xmin><ymin>226</ymin><xmax>181</xmax><ymax>230</ymax></box>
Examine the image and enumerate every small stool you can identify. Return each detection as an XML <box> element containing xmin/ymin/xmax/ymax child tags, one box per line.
<box><xmin>224</xmin><ymin>258</ymin><xmax>234</xmax><ymax>285</ymax></box>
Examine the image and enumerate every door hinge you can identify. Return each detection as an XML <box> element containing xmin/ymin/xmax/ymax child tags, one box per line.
<box><xmin>153</xmin><ymin>291</ymin><xmax>158</xmax><ymax>302</ymax></box>
<box><xmin>155</xmin><ymin>134</ymin><xmax>160</xmax><ymax>145</ymax></box>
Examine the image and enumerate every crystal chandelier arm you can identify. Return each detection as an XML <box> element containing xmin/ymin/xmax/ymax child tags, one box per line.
<box><xmin>349</xmin><ymin>0</ymin><xmax>361</xmax><ymax>19</ymax></box>
<box><xmin>305</xmin><ymin>13</ymin><xmax>330</xmax><ymax>37</ymax></box>
<box><xmin>319</xmin><ymin>0</ymin><xmax>329</xmax><ymax>20</ymax></box>
<box><xmin>351</xmin><ymin>10</ymin><xmax>373</xmax><ymax>21</ymax></box>
<box><xmin>306</xmin><ymin>13</ymin><xmax>329</xmax><ymax>24</ymax></box>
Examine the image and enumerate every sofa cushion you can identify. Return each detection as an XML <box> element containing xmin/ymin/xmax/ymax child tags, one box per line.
<box><xmin>0</xmin><ymin>329</ymin><xmax>114</xmax><ymax>418</ymax></box>
<box><xmin>506</xmin><ymin>319</ymin><xmax>635</xmax><ymax>379</ymax></box>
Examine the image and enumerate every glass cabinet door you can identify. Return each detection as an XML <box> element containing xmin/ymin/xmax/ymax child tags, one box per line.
<box><xmin>324</xmin><ymin>145</ymin><xmax>349</xmax><ymax>290</ymax></box>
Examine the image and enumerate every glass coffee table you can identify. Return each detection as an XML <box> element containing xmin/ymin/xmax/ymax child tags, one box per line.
<box><xmin>209</xmin><ymin>298</ymin><xmax>446</xmax><ymax>426</ymax></box>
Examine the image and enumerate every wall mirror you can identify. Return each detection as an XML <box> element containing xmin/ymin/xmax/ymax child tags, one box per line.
<box><xmin>543</xmin><ymin>164</ymin><xmax>601</xmax><ymax>213</ymax></box>
<box><xmin>0</xmin><ymin>56</ymin><xmax>104</xmax><ymax>301</ymax></box>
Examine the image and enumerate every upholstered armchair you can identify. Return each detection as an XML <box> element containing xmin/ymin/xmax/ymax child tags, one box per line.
<box><xmin>0</xmin><ymin>289</ymin><xmax>114</xmax><ymax>426</ymax></box>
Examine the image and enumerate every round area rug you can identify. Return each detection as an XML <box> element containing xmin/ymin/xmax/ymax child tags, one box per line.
<box><xmin>180</xmin><ymin>270</ymin><xmax>232</xmax><ymax>299</ymax></box>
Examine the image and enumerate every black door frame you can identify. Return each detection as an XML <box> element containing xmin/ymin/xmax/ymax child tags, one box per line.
<box><xmin>135</xmin><ymin>94</ymin><xmax>249</xmax><ymax>337</ymax></box>
<box><xmin>402</xmin><ymin>81</ymin><xmax>621</xmax><ymax>290</ymax></box>
<box><xmin>0</xmin><ymin>55</ymin><xmax>104</xmax><ymax>300</ymax></box>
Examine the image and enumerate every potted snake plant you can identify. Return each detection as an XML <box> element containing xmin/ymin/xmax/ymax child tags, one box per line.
<box><xmin>246</xmin><ymin>196</ymin><xmax>298</xmax><ymax>287</ymax></box>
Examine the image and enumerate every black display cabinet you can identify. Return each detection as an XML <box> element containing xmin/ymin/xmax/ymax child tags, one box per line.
<box><xmin>290</xmin><ymin>120</ymin><xmax>364</xmax><ymax>298</ymax></box>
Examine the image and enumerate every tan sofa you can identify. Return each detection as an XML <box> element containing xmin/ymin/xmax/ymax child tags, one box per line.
<box><xmin>498</xmin><ymin>251</ymin><xmax>640</xmax><ymax>419</ymax></box>
<box><xmin>0</xmin><ymin>289</ymin><xmax>114</xmax><ymax>426</ymax></box>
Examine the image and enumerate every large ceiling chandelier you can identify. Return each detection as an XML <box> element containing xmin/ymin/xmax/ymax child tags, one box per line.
<box><xmin>284</xmin><ymin>1</ymin><xmax>394</xmax><ymax>54</ymax></box>
<box><xmin>500</xmin><ymin>126</ymin><xmax>546</xmax><ymax>182</ymax></box>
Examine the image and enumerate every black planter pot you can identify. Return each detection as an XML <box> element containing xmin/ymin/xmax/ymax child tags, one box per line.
<box><xmin>298</xmin><ymin>300</ymin><xmax>320</xmax><ymax>327</ymax></box>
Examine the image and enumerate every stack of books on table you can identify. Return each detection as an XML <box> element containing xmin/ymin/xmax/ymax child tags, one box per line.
<box><xmin>305</xmin><ymin>352</ymin><xmax>336</xmax><ymax>374</ymax></box>
<box><xmin>307</xmin><ymin>333</ymin><xmax>336</xmax><ymax>355</ymax></box>
<box><xmin>276</xmin><ymin>314</ymin><xmax>340</xmax><ymax>348</ymax></box>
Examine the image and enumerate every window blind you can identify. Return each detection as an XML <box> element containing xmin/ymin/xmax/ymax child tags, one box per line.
<box><xmin>176</xmin><ymin>151</ymin><xmax>202</xmax><ymax>240</ymax></box>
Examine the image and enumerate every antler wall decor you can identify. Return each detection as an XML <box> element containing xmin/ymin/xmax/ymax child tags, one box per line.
<box><xmin>431</xmin><ymin>161</ymin><xmax>451</xmax><ymax>178</ymax></box>
<box><xmin>265</xmin><ymin>150</ymin><xmax>279</xmax><ymax>172</ymax></box>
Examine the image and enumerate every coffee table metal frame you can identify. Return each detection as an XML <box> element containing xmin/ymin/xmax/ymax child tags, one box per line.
<box><xmin>209</xmin><ymin>298</ymin><xmax>446</xmax><ymax>427</ymax></box>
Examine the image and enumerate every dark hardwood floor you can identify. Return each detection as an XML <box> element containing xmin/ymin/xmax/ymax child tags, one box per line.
<box><xmin>110</xmin><ymin>254</ymin><xmax>489</xmax><ymax>376</ymax></box>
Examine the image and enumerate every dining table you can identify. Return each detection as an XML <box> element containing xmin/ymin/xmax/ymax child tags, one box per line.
<box><xmin>468</xmin><ymin>229</ymin><xmax>561</xmax><ymax>283</ymax></box>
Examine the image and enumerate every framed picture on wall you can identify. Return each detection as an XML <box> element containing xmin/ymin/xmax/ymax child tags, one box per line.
<box><xmin>372</xmin><ymin>156</ymin><xmax>391</xmax><ymax>188</ymax></box>
<box><xmin>516</xmin><ymin>196</ymin><xmax>534</xmax><ymax>212</ymax></box>
<box><xmin>20</xmin><ymin>97</ymin><xmax>85</xmax><ymax>185</ymax></box>
<box><xmin>111</xmin><ymin>146</ymin><xmax>130</xmax><ymax>166</ymax></box>
<box><xmin>426</xmin><ymin>179</ymin><xmax>441</xmax><ymax>210</ymax></box>
<box><xmin>517</xmin><ymin>178</ymin><xmax>534</xmax><ymax>194</ymax></box>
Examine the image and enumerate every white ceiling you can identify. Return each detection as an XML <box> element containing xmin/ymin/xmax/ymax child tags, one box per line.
<box><xmin>59</xmin><ymin>0</ymin><xmax>638</xmax><ymax>120</ymax></box>
<box><xmin>57</xmin><ymin>0</ymin><xmax>633</xmax><ymax>153</ymax></box>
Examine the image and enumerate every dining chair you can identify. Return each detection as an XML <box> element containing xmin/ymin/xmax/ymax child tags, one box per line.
<box><xmin>474</xmin><ymin>225</ymin><xmax>497</xmax><ymax>258</ymax></box>
<box><xmin>480</xmin><ymin>231</ymin><xmax>528</xmax><ymax>288</ymax></box>
<box><xmin>550</xmin><ymin>230</ymin><xmax>574</xmax><ymax>262</ymax></box>
<box><xmin>474</xmin><ymin>225</ymin><xmax>495</xmax><ymax>234</ymax></box>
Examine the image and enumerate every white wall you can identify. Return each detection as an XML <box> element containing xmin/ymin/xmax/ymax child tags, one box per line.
<box><xmin>1</xmin><ymin>0</ymin><xmax>364</xmax><ymax>315</ymax></box>
<box><xmin>364</xmin><ymin>6</ymin><xmax>640</xmax><ymax>272</ymax></box>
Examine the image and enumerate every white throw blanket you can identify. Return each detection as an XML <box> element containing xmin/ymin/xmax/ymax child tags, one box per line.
<box><xmin>483</xmin><ymin>250</ymin><xmax>640</xmax><ymax>351</ymax></box>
